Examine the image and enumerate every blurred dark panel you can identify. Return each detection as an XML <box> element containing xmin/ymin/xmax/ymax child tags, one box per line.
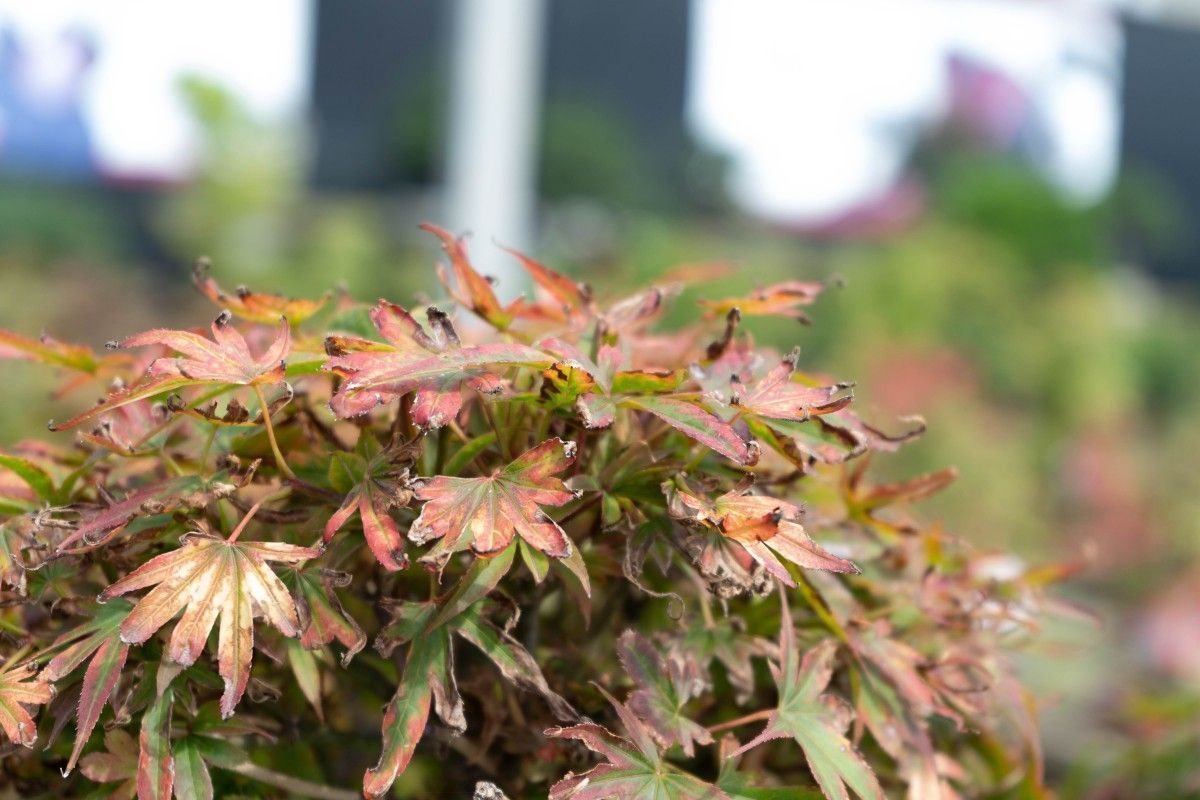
<box><xmin>1120</xmin><ymin>17</ymin><xmax>1200</xmax><ymax>282</ymax></box>
<box><xmin>309</xmin><ymin>0</ymin><xmax>691</xmax><ymax>206</ymax></box>
<box><xmin>311</xmin><ymin>0</ymin><xmax>447</xmax><ymax>189</ymax></box>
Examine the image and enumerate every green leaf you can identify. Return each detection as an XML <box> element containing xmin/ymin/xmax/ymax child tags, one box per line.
<box><xmin>518</xmin><ymin>538</ymin><xmax>550</xmax><ymax>583</ymax></box>
<box><xmin>455</xmin><ymin>609</ymin><xmax>575</xmax><ymax>721</ymax></box>
<box><xmin>362</xmin><ymin>631</ymin><xmax>445</xmax><ymax>799</ymax></box>
<box><xmin>172</xmin><ymin>738</ymin><xmax>213</xmax><ymax>800</ymax></box>
<box><xmin>444</xmin><ymin>431</ymin><xmax>497</xmax><ymax>476</ymax></box>
<box><xmin>728</xmin><ymin>594</ymin><xmax>883</xmax><ymax>800</ymax></box>
<box><xmin>0</xmin><ymin>455</ymin><xmax>55</xmax><ymax>502</ymax></box>
<box><xmin>425</xmin><ymin>541</ymin><xmax>516</xmax><ymax>633</ymax></box>
<box><xmin>137</xmin><ymin>685</ymin><xmax>174</xmax><ymax>800</ymax></box>
<box><xmin>547</xmin><ymin>686</ymin><xmax>730</xmax><ymax>800</ymax></box>
<box><xmin>286</xmin><ymin>638</ymin><xmax>324</xmax><ymax>721</ymax></box>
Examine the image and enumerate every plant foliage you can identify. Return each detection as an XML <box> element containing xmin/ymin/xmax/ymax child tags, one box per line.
<box><xmin>0</xmin><ymin>226</ymin><xmax>1064</xmax><ymax>799</ymax></box>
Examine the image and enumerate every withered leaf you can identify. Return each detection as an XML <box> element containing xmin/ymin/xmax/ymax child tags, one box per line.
<box><xmin>665</xmin><ymin>480</ymin><xmax>859</xmax><ymax>588</ymax></box>
<box><xmin>616</xmin><ymin>630</ymin><xmax>713</xmax><ymax>757</ymax></box>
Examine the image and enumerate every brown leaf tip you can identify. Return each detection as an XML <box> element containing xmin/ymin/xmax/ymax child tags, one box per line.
<box><xmin>215</xmin><ymin>310</ymin><xmax>233</xmax><ymax>328</ymax></box>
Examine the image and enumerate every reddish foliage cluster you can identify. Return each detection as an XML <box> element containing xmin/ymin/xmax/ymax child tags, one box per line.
<box><xmin>0</xmin><ymin>225</ymin><xmax>1066</xmax><ymax>799</ymax></box>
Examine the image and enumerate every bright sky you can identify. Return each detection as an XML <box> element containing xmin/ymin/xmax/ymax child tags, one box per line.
<box><xmin>0</xmin><ymin>0</ymin><xmax>311</xmax><ymax>179</ymax></box>
<box><xmin>688</xmin><ymin>0</ymin><xmax>1124</xmax><ymax>222</ymax></box>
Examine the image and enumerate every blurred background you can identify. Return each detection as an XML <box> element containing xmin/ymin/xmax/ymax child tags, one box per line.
<box><xmin>1</xmin><ymin>0</ymin><xmax>1198</xmax><ymax>795</ymax></box>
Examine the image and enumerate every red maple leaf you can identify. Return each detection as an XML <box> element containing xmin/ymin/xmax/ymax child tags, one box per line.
<box><xmin>408</xmin><ymin>438</ymin><xmax>580</xmax><ymax>570</ymax></box>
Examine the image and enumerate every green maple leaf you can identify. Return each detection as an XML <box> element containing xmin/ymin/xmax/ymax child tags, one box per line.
<box><xmin>726</xmin><ymin>594</ymin><xmax>884</xmax><ymax>800</ymax></box>
<box><xmin>547</xmin><ymin>685</ymin><xmax>729</xmax><ymax>800</ymax></box>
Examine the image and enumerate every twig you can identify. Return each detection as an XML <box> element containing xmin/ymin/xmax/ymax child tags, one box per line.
<box><xmin>228</xmin><ymin>761</ymin><xmax>358</xmax><ymax>800</ymax></box>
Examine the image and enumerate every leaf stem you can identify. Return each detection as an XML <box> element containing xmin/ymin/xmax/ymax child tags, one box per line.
<box><xmin>253</xmin><ymin>384</ymin><xmax>295</xmax><ymax>479</ymax></box>
<box><xmin>480</xmin><ymin>398</ymin><xmax>511</xmax><ymax>461</ymax></box>
<box><xmin>228</xmin><ymin>762</ymin><xmax>358</xmax><ymax>800</ymax></box>
<box><xmin>227</xmin><ymin>498</ymin><xmax>266</xmax><ymax>543</ymax></box>
<box><xmin>707</xmin><ymin>708</ymin><xmax>773</xmax><ymax>734</ymax></box>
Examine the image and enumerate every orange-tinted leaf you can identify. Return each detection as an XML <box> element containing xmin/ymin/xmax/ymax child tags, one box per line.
<box><xmin>0</xmin><ymin>657</ymin><xmax>52</xmax><ymax>747</ymax></box>
<box><xmin>665</xmin><ymin>481</ymin><xmax>859</xmax><ymax>588</ymax></box>
<box><xmin>700</xmin><ymin>279</ymin><xmax>830</xmax><ymax>323</ymax></box>
<box><xmin>423</xmin><ymin>223</ymin><xmax>514</xmax><ymax>329</ymax></box>
<box><xmin>193</xmin><ymin>258</ymin><xmax>329</xmax><ymax>324</ymax></box>
<box><xmin>0</xmin><ymin>327</ymin><xmax>98</xmax><ymax>373</ymax></box>
<box><xmin>409</xmin><ymin>438</ymin><xmax>580</xmax><ymax>570</ymax></box>
<box><xmin>500</xmin><ymin>244</ymin><xmax>592</xmax><ymax>324</ymax></box>
<box><xmin>113</xmin><ymin>311</ymin><xmax>290</xmax><ymax>387</ymax></box>
<box><xmin>730</xmin><ymin>351</ymin><xmax>853</xmax><ymax>423</ymax></box>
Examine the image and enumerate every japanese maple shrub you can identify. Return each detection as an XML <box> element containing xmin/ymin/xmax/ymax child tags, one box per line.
<box><xmin>0</xmin><ymin>224</ymin><xmax>1057</xmax><ymax>799</ymax></box>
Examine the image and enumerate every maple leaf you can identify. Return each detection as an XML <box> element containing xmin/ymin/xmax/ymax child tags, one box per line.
<box><xmin>546</xmin><ymin>685</ymin><xmax>731</xmax><ymax>800</ymax></box>
<box><xmin>726</xmin><ymin>594</ymin><xmax>884</xmax><ymax>800</ymax></box>
<box><xmin>616</xmin><ymin>629</ymin><xmax>713</xmax><ymax>757</ymax></box>
<box><xmin>728</xmin><ymin>351</ymin><xmax>853</xmax><ymax>426</ymax></box>
<box><xmin>97</xmin><ymin>506</ymin><xmax>320</xmax><ymax>718</ymax></box>
<box><xmin>50</xmin><ymin>311</ymin><xmax>291</xmax><ymax>432</ymax></box>
<box><xmin>79</xmin><ymin>728</ymin><xmax>139</xmax><ymax>800</ymax></box>
<box><xmin>676</xmin><ymin>618</ymin><xmax>772</xmax><ymax>706</ymax></box>
<box><xmin>286</xmin><ymin>566</ymin><xmax>367</xmax><ymax>666</ymax></box>
<box><xmin>323</xmin><ymin>438</ymin><xmax>413</xmax><ymax>571</ymax></box>
<box><xmin>499</xmin><ymin>243</ymin><xmax>593</xmax><ymax>325</ymax></box>
<box><xmin>193</xmin><ymin>256</ymin><xmax>329</xmax><ymax>324</ymax></box>
<box><xmin>540</xmin><ymin>338</ymin><xmax>754</xmax><ymax>465</ymax></box>
<box><xmin>363</xmin><ymin>627</ymin><xmax>456</xmax><ymax>799</ymax></box>
<box><xmin>408</xmin><ymin>438</ymin><xmax>581</xmax><ymax>571</ymax></box>
<box><xmin>42</xmin><ymin>600</ymin><xmax>133</xmax><ymax>774</ymax></box>
<box><xmin>324</xmin><ymin>299</ymin><xmax>550</xmax><ymax>426</ymax></box>
<box><xmin>665</xmin><ymin>480</ymin><xmax>859</xmax><ymax>588</ymax></box>
<box><xmin>56</xmin><ymin>473</ymin><xmax>237</xmax><ymax>552</ymax></box>
<box><xmin>700</xmin><ymin>279</ymin><xmax>831</xmax><ymax>323</ymax></box>
<box><xmin>0</xmin><ymin>654</ymin><xmax>52</xmax><ymax>747</ymax></box>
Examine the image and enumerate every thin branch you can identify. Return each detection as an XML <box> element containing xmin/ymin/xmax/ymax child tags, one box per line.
<box><xmin>228</xmin><ymin>762</ymin><xmax>358</xmax><ymax>800</ymax></box>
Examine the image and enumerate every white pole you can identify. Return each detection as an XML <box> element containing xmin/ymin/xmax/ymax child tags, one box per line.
<box><xmin>444</xmin><ymin>0</ymin><xmax>545</xmax><ymax>301</ymax></box>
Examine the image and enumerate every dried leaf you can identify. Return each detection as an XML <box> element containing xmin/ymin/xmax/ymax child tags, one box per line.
<box><xmin>193</xmin><ymin>258</ymin><xmax>329</xmax><ymax>324</ymax></box>
<box><xmin>665</xmin><ymin>481</ymin><xmax>859</xmax><ymax>588</ymax></box>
